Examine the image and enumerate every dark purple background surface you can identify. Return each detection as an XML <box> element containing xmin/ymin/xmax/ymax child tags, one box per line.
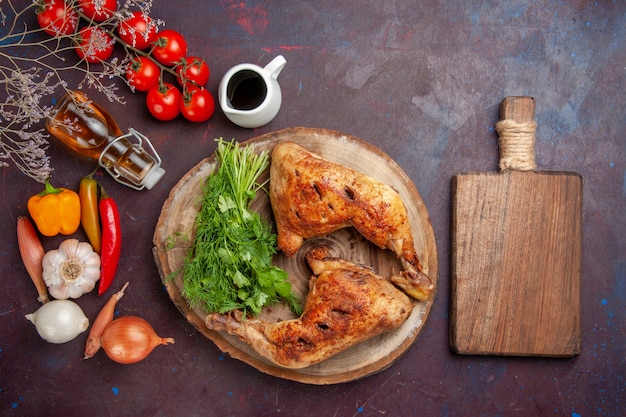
<box><xmin>1</xmin><ymin>1</ymin><xmax>624</xmax><ymax>416</ymax></box>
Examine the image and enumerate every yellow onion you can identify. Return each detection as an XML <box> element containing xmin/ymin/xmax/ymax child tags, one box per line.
<box><xmin>101</xmin><ymin>316</ymin><xmax>175</xmax><ymax>364</ymax></box>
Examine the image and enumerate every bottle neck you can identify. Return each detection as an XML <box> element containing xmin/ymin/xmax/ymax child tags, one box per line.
<box><xmin>98</xmin><ymin>129</ymin><xmax>164</xmax><ymax>191</ymax></box>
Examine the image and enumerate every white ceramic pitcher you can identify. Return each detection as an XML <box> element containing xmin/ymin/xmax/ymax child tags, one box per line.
<box><xmin>218</xmin><ymin>55</ymin><xmax>286</xmax><ymax>128</ymax></box>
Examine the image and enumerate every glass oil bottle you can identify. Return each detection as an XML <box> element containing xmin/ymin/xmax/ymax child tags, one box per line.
<box><xmin>46</xmin><ymin>90</ymin><xmax>165</xmax><ymax>190</ymax></box>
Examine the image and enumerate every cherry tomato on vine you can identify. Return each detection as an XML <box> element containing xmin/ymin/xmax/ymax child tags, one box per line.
<box><xmin>78</xmin><ymin>0</ymin><xmax>117</xmax><ymax>22</ymax></box>
<box><xmin>74</xmin><ymin>26</ymin><xmax>115</xmax><ymax>63</ymax></box>
<box><xmin>176</xmin><ymin>56</ymin><xmax>210</xmax><ymax>87</ymax></box>
<box><xmin>126</xmin><ymin>56</ymin><xmax>160</xmax><ymax>92</ymax></box>
<box><xmin>117</xmin><ymin>11</ymin><xmax>157</xmax><ymax>50</ymax></box>
<box><xmin>151</xmin><ymin>30</ymin><xmax>187</xmax><ymax>66</ymax></box>
<box><xmin>146</xmin><ymin>83</ymin><xmax>182</xmax><ymax>121</ymax></box>
<box><xmin>37</xmin><ymin>0</ymin><xmax>78</xmax><ymax>37</ymax></box>
<box><xmin>180</xmin><ymin>87</ymin><xmax>215</xmax><ymax>123</ymax></box>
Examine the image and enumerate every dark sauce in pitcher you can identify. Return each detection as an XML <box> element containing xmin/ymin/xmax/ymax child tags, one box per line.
<box><xmin>226</xmin><ymin>70</ymin><xmax>268</xmax><ymax>110</ymax></box>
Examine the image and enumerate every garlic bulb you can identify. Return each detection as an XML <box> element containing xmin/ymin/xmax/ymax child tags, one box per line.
<box><xmin>26</xmin><ymin>299</ymin><xmax>89</xmax><ymax>343</ymax></box>
<box><xmin>42</xmin><ymin>239</ymin><xmax>101</xmax><ymax>299</ymax></box>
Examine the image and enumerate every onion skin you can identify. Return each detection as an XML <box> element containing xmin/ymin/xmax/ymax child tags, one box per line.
<box><xmin>84</xmin><ymin>282</ymin><xmax>129</xmax><ymax>360</ymax></box>
<box><xmin>17</xmin><ymin>216</ymin><xmax>49</xmax><ymax>303</ymax></box>
<box><xmin>101</xmin><ymin>316</ymin><xmax>174</xmax><ymax>364</ymax></box>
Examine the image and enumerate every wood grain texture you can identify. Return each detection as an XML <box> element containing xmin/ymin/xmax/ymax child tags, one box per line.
<box><xmin>153</xmin><ymin>127</ymin><xmax>438</xmax><ymax>384</ymax></box>
<box><xmin>450</xmin><ymin>171</ymin><xmax>582</xmax><ymax>356</ymax></box>
<box><xmin>450</xmin><ymin>97</ymin><xmax>582</xmax><ymax>357</ymax></box>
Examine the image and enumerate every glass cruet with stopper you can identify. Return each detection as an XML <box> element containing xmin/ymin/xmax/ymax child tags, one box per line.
<box><xmin>46</xmin><ymin>90</ymin><xmax>165</xmax><ymax>190</ymax></box>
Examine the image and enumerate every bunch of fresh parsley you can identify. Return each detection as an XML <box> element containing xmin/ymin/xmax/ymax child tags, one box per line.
<box><xmin>182</xmin><ymin>139</ymin><xmax>302</xmax><ymax>317</ymax></box>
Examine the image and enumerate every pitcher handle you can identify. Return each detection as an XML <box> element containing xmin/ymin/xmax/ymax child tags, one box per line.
<box><xmin>264</xmin><ymin>55</ymin><xmax>286</xmax><ymax>80</ymax></box>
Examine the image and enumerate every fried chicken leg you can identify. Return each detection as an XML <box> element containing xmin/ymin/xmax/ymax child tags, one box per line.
<box><xmin>269</xmin><ymin>141</ymin><xmax>433</xmax><ymax>301</ymax></box>
<box><xmin>205</xmin><ymin>248</ymin><xmax>413</xmax><ymax>369</ymax></box>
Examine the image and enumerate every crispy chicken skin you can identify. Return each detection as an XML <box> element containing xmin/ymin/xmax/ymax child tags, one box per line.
<box><xmin>205</xmin><ymin>248</ymin><xmax>413</xmax><ymax>369</ymax></box>
<box><xmin>269</xmin><ymin>141</ymin><xmax>433</xmax><ymax>301</ymax></box>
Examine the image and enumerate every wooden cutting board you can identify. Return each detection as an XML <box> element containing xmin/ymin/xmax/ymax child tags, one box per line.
<box><xmin>450</xmin><ymin>96</ymin><xmax>582</xmax><ymax>357</ymax></box>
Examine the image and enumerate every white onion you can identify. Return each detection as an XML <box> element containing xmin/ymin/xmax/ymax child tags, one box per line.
<box><xmin>26</xmin><ymin>300</ymin><xmax>89</xmax><ymax>344</ymax></box>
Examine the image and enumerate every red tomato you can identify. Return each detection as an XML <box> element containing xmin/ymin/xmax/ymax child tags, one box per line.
<box><xmin>37</xmin><ymin>0</ymin><xmax>78</xmax><ymax>37</ymax></box>
<box><xmin>180</xmin><ymin>87</ymin><xmax>215</xmax><ymax>123</ymax></box>
<box><xmin>117</xmin><ymin>11</ymin><xmax>157</xmax><ymax>50</ymax></box>
<box><xmin>78</xmin><ymin>0</ymin><xmax>117</xmax><ymax>22</ymax></box>
<box><xmin>75</xmin><ymin>26</ymin><xmax>115</xmax><ymax>63</ymax></box>
<box><xmin>176</xmin><ymin>56</ymin><xmax>210</xmax><ymax>87</ymax></box>
<box><xmin>152</xmin><ymin>30</ymin><xmax>187</xmax><ymax>66</ymax></box>
<box><xmin>146</xmin><ymin>83</ymin><xmax>181</xmax><ymax>121</ymax></box>
<box><xmin>125</xmin><ymin>56</ymin><xmax>160</xmax><ymax>92</ymax></box>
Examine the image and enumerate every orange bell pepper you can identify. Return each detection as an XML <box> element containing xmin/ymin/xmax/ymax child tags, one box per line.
<box><xmin>27</xmin><ymin>180</ymin><xmax>81</xmax><ymax>236</ymax></box>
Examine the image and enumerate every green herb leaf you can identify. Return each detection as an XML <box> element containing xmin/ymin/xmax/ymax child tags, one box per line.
<box><xmin>218</xmin><ymin>194</ymin><xmax>236</xmax><ymax>212</ymax></box>
<box><xmin>182</xmin><ymin>139</ymin><xmax>302</xmax><ymax>317</ymax></box>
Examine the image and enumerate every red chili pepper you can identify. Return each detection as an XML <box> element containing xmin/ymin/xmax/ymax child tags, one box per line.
<box><xmin>98</xmin><ymin>186</ymin><xmax>122</xmax><ymax>296</ymax></box>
